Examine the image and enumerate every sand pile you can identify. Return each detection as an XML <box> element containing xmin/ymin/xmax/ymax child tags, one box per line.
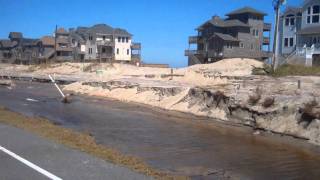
<box><xmin>33</xmin><ymin>63</ymin><xmax>82</xmax><ymax>75</ymax></box>
<box><xmin>182</xmin><ymin>58</ymin><xmax>264</xmax><ymax>77</ymax></box>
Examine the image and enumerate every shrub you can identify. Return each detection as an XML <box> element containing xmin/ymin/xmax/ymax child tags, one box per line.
<box><xmin>252</xmin><ymin>64</ymin><xmax>273</xmax><ymax>75</ymax></box>
<box><xmin>83</xmin><ymin>63</ymin><xmax>99</xmax><ymax>72</ymax></box>
<box><xmin>299</xmin><ymin>99</ymin><xmax>320</xmax><ymax>125</ymax></box>
<box><xmin>301</xmin><ymin>99</ymin><xmax>319</xmax><ymax>117</ymax></box>
<box><xmin>248</xmin><ymin>87</ymin><xmax>262</xmax><ymax>105</ymax></box>
<box><xmin>213</xmin><ymin>91</ymin><xmax>228</xmax><ymax>107</ymax></box>
<box><xmin>262</xmin><ymin>97</ymin><xmax>275</xmax><ymax>108</ymax></box>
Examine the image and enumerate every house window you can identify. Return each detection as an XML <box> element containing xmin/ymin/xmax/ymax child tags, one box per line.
<box><xmin>126</xmin><ymin>37</ymin><xmax>129</xmax><ymax>43</ymax></box>
<box><xmin>116</xmin><ymin>48</ymin><xmax>119</xmax><ymax>54</ymax></box>
<box><xmin>307</xmin><ymin>5</ymin><xmax>320</xmax><ymax>24</ymax></box>
<box><xmin>122</xmin><ymin>37</ymin><xmax>125</xmax><ymax>43</ymax></box>
<box><xmin>313</xmin><ymin>15</ymin><xmax>319</xmax><ymax>23</ymax></box>
<box><xmin>284</xmin><ymin>38</ymin><xmax>289</xmax><ymax>47</ymax></box>
<box><xmin>251</xmin><ymin>44</ymin><xmax>254</xmax><ymax>50</ymax></box>
<box><xmin>314</xmin><ymin>5</ymin><xmax>320</xmax><ymax>14</ymax></box>
<box><xmin>89</xmin><ymin>36</ymin><xmax>93</xmax><ymax>40</ymax></box>
<box><xmin>252</xmin><ymin>29</ymin><xmax>258</xmax><ymax>37</ymax></box>
<box><xmin>118</xmin><ymin>37</ymin><xmax>121</xmax><ymax>42</ymax></box>
<box><xmin>285</xmin><ymin>14</ymin><xmax>295</xmax><ymax>26</ymax></box>
<box><xmin>240</xmin><ymin>42</ymin><xmax>244</xmax><ymax>48</ymax></box>
<box><xmin>289</xmin><ymin>38</ymin><xmax>294</xmax><ymax>47</ymax></box>
<box><xmin>102</xmin><ymin>36</ymin><xmax>106</xmax><ymax>40</ymax></box>
<box><xmin>127</xmin><ymin>49</ymin><xmax>129</xmax><ymax>55</ymax></box>
<box><xmin>284</xmin><ymin>38</ymin><xmax>294</xmax><ymax>47</ymax></box>
<box><xmin>88</xmin><ymin>48</ymin><xmax>93</xmax><ymax>54</ymax></box>
<box><xmin>226</xmin><ymin>43</ymin><xmax>232</xmax><ymax>49</ymax></box>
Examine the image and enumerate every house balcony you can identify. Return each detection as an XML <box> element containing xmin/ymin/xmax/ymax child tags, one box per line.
<box><xmin>189</xmin><ymin>36</ymin><xmax>199</xmax><ymax>44</ymax></box>
<box><xmin>185</xmin><ymin>49</ymin><xmax>205</xmax><ymax>56</ymax></box>
<box><xmin>96</xmin><ymin>40</ymin><xmax>114</xmax><ymax>46</ymax></box>
<box><xmin>263</xmin><ymin>23</ymin><xmax>272</xmax><ymax>31</ymax></box>
<box><xmin>261</xmin><ymin>51</ymin><xmax>273</xmax><ymax>58</ymax></box>
<box><xmin>263</xmin><ymin>37</ymin><xmax>270</xmax><ymax>45</ymax></box>
<box><xmin>131</xmin><ymin>43</ymin><xmax>141</xmax><ymax>50</ymax></box>
<box><xmin>132</xmin><ymin>54</ymin><xmax>141</xmax><ymax>59</ymax></box>
<box><xmin>97</xmin><ymin>53</ymin><xmax>114</xmax><ymax>59</ymax></box>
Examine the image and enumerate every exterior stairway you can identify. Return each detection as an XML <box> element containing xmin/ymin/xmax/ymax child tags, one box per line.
<box><xmin>281</xmin><ymin>45</ymin><xmax>320</xmax><ymax>66</ymax></box>
<box><xmin>188</xmin><ymin>54</ymin><xmax>202</xmax><ymax>66</ymax></box>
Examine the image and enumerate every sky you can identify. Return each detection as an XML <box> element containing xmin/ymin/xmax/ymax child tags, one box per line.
<box><xmin>0</xmin><ymin>0</ymin><xmax>303</xmax><ymax>67</ymax></box>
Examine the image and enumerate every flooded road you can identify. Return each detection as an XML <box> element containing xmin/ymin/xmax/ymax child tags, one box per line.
<box><xmin>1</xmin><ymin>81</ymin><xmax>320</xmax><ymax>179</ymax></box>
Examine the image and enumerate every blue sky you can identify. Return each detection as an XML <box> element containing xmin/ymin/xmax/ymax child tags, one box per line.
<box><xmin>0</xmin><ymin>0</ymin><xmax>302</xmax><ymax>67</ymax></box>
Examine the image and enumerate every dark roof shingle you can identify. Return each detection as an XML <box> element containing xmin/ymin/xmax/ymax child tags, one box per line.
<box><xmin>9</xmin><ymin>32</ymin><xmax>23</xmax><ymax>39</ymax></box>
<box><xmin>226</xmin><ymin>7</ymin><xmax>267</xmax><ymax>16</ymax></box>
<box><xmin>198</xmin><ymin>16</ymin><xmax>249</xmax><ymax>30</ymax></box>
<box><xmin>211</xmin><ymin>33</ymin><xmax>239</xmax><ymax>42</ymax></box>
<box><xmin>0</xmin><ymin>40</ymin><xmax>18</xmax><ymax>48</ymax></box>
<box><xmin>41</xmin><ymin>36</ymin><xmax>55</xmax><ymax>46</ymax></box>
<box><xmin>22</xmin><ymin>38</ymin><xmax>40</xmax><ymax>46</ymax></box>
<box><xmin>75</xmin><ymin>24</ymin><xmax>132</xmax><ymax>37</ymax></box>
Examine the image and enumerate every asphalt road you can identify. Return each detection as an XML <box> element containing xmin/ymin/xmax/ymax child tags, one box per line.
<box><xmin>0</xmin><ymin>123</ymin><xmax>151</xmax><ymax>180</ymax></box>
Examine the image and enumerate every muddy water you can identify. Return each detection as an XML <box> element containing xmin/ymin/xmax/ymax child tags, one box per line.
<box><xmin>1</xmin><ymin>81</ymin><xmax>320</xmax><ymax>179</ymax></box>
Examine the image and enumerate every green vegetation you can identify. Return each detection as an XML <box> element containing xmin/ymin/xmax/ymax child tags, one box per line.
<box><xmin>262</xmin><ymin>97</ymin><xmax>275</xmax><ymax>108</ymax></box>
<box><xmin>252</xmin><ymin>64</ymin><xmax>273</xmax><ymax>75</ymax></box>
<box><xmin>253</xmin><ymin>64</ymin><xmax>320</xmax><ymax>77</ymax></box>
<box><xmin>247</xmin><ymin>87</ymin><xmax>262</xmax><ymax>106</ymax></box>
<box><xmin>300</xmin><ymin>99</ymin><xmax>320</xmax><ymax>120</ymax></box>
<box><xmin>272</xmin><ymin>64</ymin><xmax>320</xmax><ymax>77</ymax></box>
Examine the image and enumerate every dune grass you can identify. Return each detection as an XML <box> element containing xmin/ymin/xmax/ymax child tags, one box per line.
<box><xmin>271</xmin><ymin>64</ymin><xmax>320</xmax><ymax>77</ymax></box>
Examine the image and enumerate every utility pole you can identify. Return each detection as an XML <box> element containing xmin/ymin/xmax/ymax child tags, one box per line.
<box><xmin>54</xmin><ymin>25</ymin><xmax>58</xmax><ymax>63</ymax></box>
<box><xmin>272</xmin><ymin>0</ymin><xmax>285</xmax><ymax>70</ymax></box>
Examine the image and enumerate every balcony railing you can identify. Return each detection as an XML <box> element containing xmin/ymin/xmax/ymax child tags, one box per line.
<box><xmin>263</xmin><ymin>37</ymin><xmax>270</xmax><ymax>45</ymax></box>
<box><xmin>188</xmin><ymin>36</ymin><xmax>199</xmax><ymax>44</ymax></box>
<box><xmin>96</xmin><ymin>40</ymin><xmax>114</xmax><ymax>46</ymax></box>
<box><xmin>263</xmin><ymin>23</ymin><xmax>272</xmax><ymax>31</ymax></box>
<box><xmin>131</xmin><ymin>43</ymin><xmax>141</xmax><ymax>50</ymax></box>
<box><xmin>261</xmin><ymin>51</ymin><xmax>273</xmax><ymax>58</ymax></box>
<box><xmin>185</xmin><ymin>50</ymin><xmax>206</xmax><ymax>56</ymax></box>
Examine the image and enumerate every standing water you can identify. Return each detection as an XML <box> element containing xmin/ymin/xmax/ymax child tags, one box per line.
<box><xmin>1</xmin><ymin>81</ymin><xmax>320</xmax><ymax>179</ymax></box>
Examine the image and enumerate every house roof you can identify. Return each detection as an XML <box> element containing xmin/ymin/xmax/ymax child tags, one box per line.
<box><xmin>114</xmin><ymin>28</ymin><xmax>132</xmax><ymax>36</ymax></box>
<box><xmin>303</xmin><ymin>0</ymin><xmax>318</xmax><ymax>8</ymax></box>
<box><xmin>22</xmin><ymin>38</ymin><xmax>40</xmax><ymax>46</ymax></box>
<box><xmin>56</xmin><ymin>28</ymin><xmax>69</xmax><ymax>35</ymax></box>
<box><xmin>210</xmin><ymin>33</ymin><xmax>239</xmax><ymax>42</ymax></box>
<box><xmin>197</xmin><ymin>16</ymin><xmax>249</xmax><ymax>30</ymax></box>
<box><xmin>0</xmin><ymin>40</ymin><xmax>18</xmax><ymax>48</ymax></box>
<box><xmin>70</xmin><ymin>33</ymin><xmax>85</xmax><ymax>44</ymax></box>
<box><xmin>88</xmin><ymin>24</ymin><xmax>114</xmax><ymax>34</ymax></box>
<box><xmin>76</xmin><ymin>24</ymin><xmax>132</xmax><ymax>37</ymax></box>
<box><xmin>9</xmin><ymin>32</ymin><xmax>23</xmax><ymax>39</ymax></box>
<box><xmin>297</xmin><ymin>26</ymin><xmax>320</xmax><ymax>35</ymax></box>
<box><xmin>281</xmin><ymin>6</ymin><xmax>302</xmax><ymax>17</ymax></box>
<box><xmin>226</xmin><ymin>7</ymin><xmax>267</xmax><ymax>16</ymax></box>
<box><xmin>41</xmin><ymin>36</ymin><xmax>55</xmax><ymax>46</ymax></box>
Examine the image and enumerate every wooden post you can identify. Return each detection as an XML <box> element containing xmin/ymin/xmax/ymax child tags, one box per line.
<box><xmin>298</xmin><ymin>80</ymin><xmax>301</xmax><ymax>89</ymax></box>
<box><xmin>49</xmin><ymin>74</ymin><xmax>70</xmax><ymax>103</ymax></box>
<box><xmin>170</xmin><ymin>68</ymin><xmax>173</xmax><ymax>80</ymax></box>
